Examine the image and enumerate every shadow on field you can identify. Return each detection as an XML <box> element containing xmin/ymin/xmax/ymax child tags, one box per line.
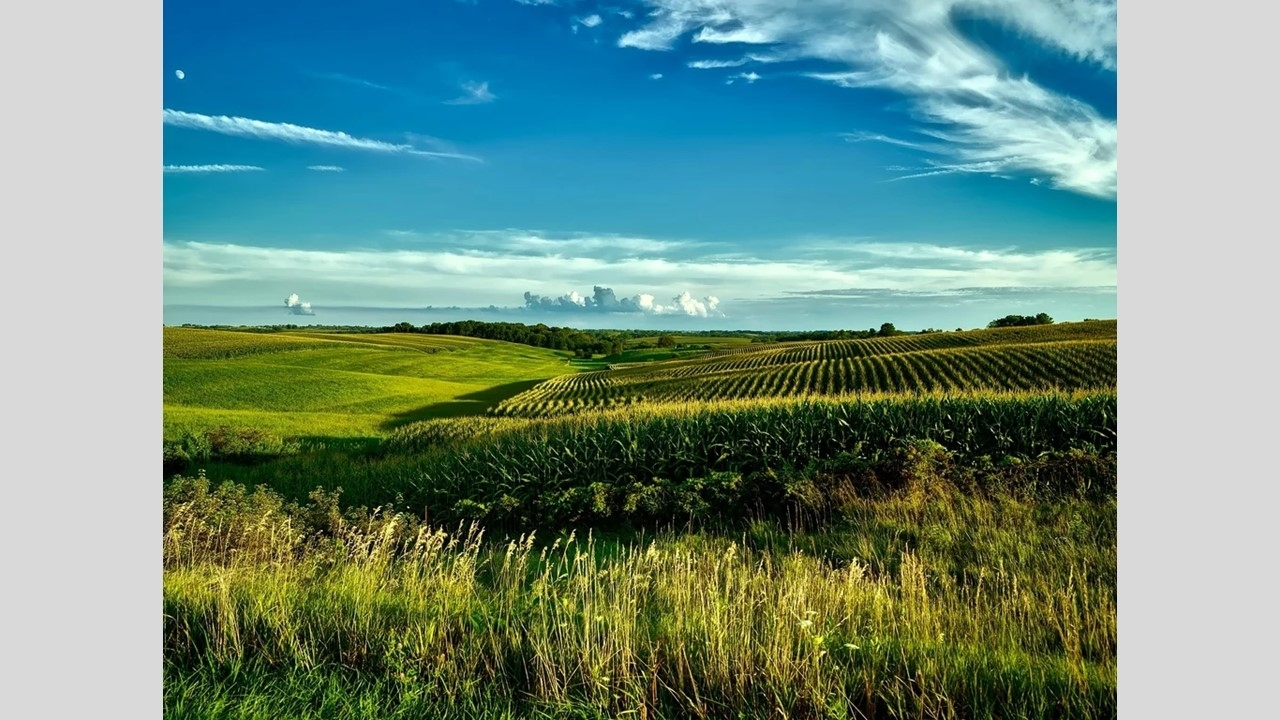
<box><xmin>379</xmin><ymin>378</ymin><xmax>550</xmax><ymax>430</ymax></box>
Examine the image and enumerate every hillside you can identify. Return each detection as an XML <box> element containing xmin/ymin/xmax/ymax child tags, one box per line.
<box><xmin>163</xmin><ymin>327</ymin><xmax>579</xmax><ymax>439</ymax></box>
<box><xmin>495</xmin><ymin>320</ymin><xmax>1117</xmax><ymax>417</ymax></box>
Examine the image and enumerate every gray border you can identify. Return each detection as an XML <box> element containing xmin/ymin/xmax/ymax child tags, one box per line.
<box><xmin>1116</xmin><ymin>1</ymin><xmax>1270</xmax><ymax>717</ymax></box>
<box><xmin>5</xmin><ymin>0</ymin><xmax>1266</xmax><ymax>717</ymax></box>
<box><xmin>3</xmin><ymin>0</ymin><xmax>160</xmax><ymax>716</ymax></box>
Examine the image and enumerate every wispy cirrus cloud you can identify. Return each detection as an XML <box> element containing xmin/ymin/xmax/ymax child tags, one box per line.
<box><xmin>576</xmin><ymin>14</ymin><xmax>603</xmax><ymax>28</ymax></box>
<box><xmin>840</xmin><ymin>131</ymin><xmax>942</xmax><ymax>154</ymax></box>
<box><xmin>311</xmin><ymin>72</ymin><xmax>391</xmax><ymax>92</ymax></box>
<box><xmin>443</xmin><ymin>81</ymin><xmax>497</xmax><ymax>105</ymax></box>
<box><xmin>163</xmin><ymin>109</ymin><xmax>482</xmax><ymax>161</ymax></box>
<box><xmin>609</xmin><ymin>0</ymin><xmax>1116</xmax><ymax>199</ymax></box>
<box><xmin>307</xmin><ymin>165</ymin><xmax>346</xmax><ymax>172</ymax></box>
<box><xmin>163</xmin><ymin>164</ymin><xmax>265</xmax><ymax>173</ymax></box>
<box><xmin>688</xmin><ymin>58</ymin><xmax>750</xmax><ymax>69</ymax></box>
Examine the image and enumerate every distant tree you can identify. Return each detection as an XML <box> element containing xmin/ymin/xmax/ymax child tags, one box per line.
<box><xmin>955</xmin><ymin>328</ymin><xmax>964</xmax><ymax>332</ymax></box>
<box><xmin>656</xmin><ymin>335</ymin><xmax>677</xmax><ymax>348</ymax></box>
<box><xmin>878</xmin><ymin>322</ymin><xmax>897</xmax><ymax>337</ymax></box>
<box><xmin>988</xmin><ymin>313</ymin><xmax>1055</xmax><ymax>329</ymax></box>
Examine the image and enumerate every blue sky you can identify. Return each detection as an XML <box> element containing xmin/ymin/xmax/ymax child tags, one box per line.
<box><xmin>163</xmin><ymin>0</ymin><xmax>1117</xmax><ymax>331</ymax></box>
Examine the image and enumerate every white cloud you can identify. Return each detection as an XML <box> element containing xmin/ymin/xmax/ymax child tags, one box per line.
<box><xmin>315</xmin><ymin>72</ymin><xmax>391</xmax><ymax>92</ymax></box>
<box><xmin>840</xmin><ymin>131</ymin><xmax>941</xmax><ymax>153</ymax></box>
<box><xmin>384</xmin><ymin>229</ymin><xmax>700</xmax><ymax>259</ymax></box>
<box><xmin>307</xmin><ymin>165</ymin><xmax>345</xmax><ymax>172</ymax></box>
<box><xmin>734</xmin><ymin>71</ymin><xmax>761</xmax><ymax>83</ymax></box>
<box><xmin>163</xmin><ymin>164</ymin><xmax>265</xmax><ymax>173</ymax></box>
<box><xmin>444</xmin><ymin>81</ymin><xmax>497</xmax><ymax>105</ymax></box>
<box><xmin>164</xmin><ymin>230</ymin><xmax>1116</xmax><ymax>311</ymax></box>
<box><xmin>163</xmin><ymin>109</ymin><xmax>482</xmax><ymax>161</ymax></box>
<box><xmin>577</xmin><ymin>14</ymin><xmax>603</xmax><ymax>28</ymax></box>
<box><xmin>688</xmin><ymin>58</ymin><xmax>749</xmax><ymax>69</ymax></box>
<box><xmin>614</xmin><ymin>0</ymin><xmax>1117</xmax><ymax>199</ymax></box>
<box><xmin>284</xmin><ymin>293</ymin><xmax>315</xmax><ymax>315</ymax></box>
<box><xmin>693</xmin><ymin>25</ymin><xmax>774</xmax><ymax>45</ymax></box>
<box><xmin>650</xmin><ymin>73</ymin><xmax>664</xmax><ymax>80</ymax></box>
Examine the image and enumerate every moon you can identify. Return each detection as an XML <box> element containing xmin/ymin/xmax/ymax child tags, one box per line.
<box><xmin>175</xmin><ymin>69</ymin><xmax>185</xmax><ymax>80</ymax></box>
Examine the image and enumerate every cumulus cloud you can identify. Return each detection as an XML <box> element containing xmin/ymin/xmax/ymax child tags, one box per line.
<box><xmin>523</xmin><ymin>286</ymin><xmax>724</xmax><ymax>317</ymax></box>
<box><xmin>163</xmin><ymin>109</ymin><xmax>482</xmax><ymax>161</ymax></box>
<box><xmin>163</xmin><ymin>164</ymin><xmax>265</xmax><ymax>173</ymax></box>
<box><xmin>444</xmin><ymin>81</ymin><xmax>497</xmax><ymax>105</ymax></box>
<box><xmin>613</xmin><ymin>0</ymin><xmax>1117</xmax><ymax>199</ymax></box>
<box><xmin>284</xmin><ymin>293</ymin><xmax>315</xmax><ymax>315</ymax></box>
<box><xmin>650</xmin><ymin>73</ymin><xmax>664</xmax><ymax>80</ymax></box>
<box><xmin>577</xmin><ymin>14</ymin><xmax>603</xmax><ymax>27</ymax></box>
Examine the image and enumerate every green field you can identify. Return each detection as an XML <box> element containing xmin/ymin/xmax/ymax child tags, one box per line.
<box><xmin>164</xmin><ymin>328</ymin><xmax>579</xmax><ymax>439</ymax></box>
<box><xmin>162</xmin><ymin>320</ymin><xmax>1118</xmax><ymax>719</ymax></box>
<box><xmin>497</xmin><ymin>320</ymin><xmax>1117</xmax><ymax>417</ymax></box>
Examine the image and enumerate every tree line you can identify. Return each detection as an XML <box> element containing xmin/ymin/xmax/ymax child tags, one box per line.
<box><xmin>178</xmin><ymin>313</ymin><xmax>1059</xmax><ymax>358</ymax></box>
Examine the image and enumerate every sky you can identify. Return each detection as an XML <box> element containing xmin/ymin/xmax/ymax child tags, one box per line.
<box><xmin>162</xmin><ymin>0</ymin><xmax>1117</xmax><ymax>331</ymax></box>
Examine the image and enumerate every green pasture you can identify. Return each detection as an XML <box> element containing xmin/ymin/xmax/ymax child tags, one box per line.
<box><xmin>164</xmin><ymin>328</ymin><xmax>577</xmax><ymax>440</ymax></box>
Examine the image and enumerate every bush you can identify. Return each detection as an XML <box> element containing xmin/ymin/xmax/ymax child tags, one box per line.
<box><xmin>163</xmin><ymin>426</ymin><xmax>302</xmax><ymax>476</ymax></box>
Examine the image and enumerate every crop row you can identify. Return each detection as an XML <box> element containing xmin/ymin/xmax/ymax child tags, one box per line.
<box><xmin>383</xmin><ymin>390</ymin><xmax>1118</xmax><ymax>528</ymax></box>
<box><xmin>496</xmin><ymin>340</ymin><xmax>1115</xmax><ymax>418</ymax></box>
<box><xmin>649</xmin><ymin>321</ymin><xmax>1116</xmax><ymax>379</ymax></box>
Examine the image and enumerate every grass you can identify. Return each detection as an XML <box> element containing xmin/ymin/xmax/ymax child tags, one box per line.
<box><xmin>164</xmin><ymin>328</ymin><xmax>579</xmax><ymax>440</ymax></box>
<box><xmin>161</xmin><ymin>321</ymin><xmax>1119</xmax><ymax>719</ymax></box>
<box><xmin>163</xmin><ymin>468</ymin><xmax>1115</xmax><ymax>720</ymax></box>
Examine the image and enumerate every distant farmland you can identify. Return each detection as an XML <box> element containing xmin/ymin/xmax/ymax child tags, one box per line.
<box><xmin>495</xmin><ymin>320</ymin><xmax>1117</xmax><ymax>417</ymax></box>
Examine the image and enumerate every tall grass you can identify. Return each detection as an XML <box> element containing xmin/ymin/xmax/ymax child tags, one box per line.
<box><xmin>164</xmin><ymin>473</ymin><xmax>1115</xmax><ymax>719</ymax></box>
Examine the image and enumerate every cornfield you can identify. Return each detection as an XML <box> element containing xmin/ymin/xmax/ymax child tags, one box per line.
<box><xmin>496</xmin><ymin>334</ymin><xmax>1117</xmax><ymax>418</ymax></box>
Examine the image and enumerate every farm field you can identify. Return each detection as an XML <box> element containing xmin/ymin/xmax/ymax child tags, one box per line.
<box><xmin>162</xmin><ymin>320</ymin><xmax>1118</xmax><ymax>719</ymax></box>
<box><xmin>163</xmin><ymin>327</ymin><xmax>580</xmax><ymax>440</ymax></box>
<box><xmin>497</xmin><ymin>320</ymin><xmax>1116</xmax><ymax>416</ymax></box>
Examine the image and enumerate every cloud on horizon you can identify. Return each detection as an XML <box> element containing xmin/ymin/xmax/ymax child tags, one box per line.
<box><xmin>524</xmin><ymin>286</ymin><xmax>723</xmax><ymax>317</ymax></box>
<box><xmin>163</xmin><ymin>109</ymin><xmax>483</xmax><ymax>161</ymax></box>
<box><xmin>164</xmin><ymin>229</ymin><xmax>1115</xmax><ymax>318</ymax></box>
<box><xmin>285</xmin><ymin>293</ymin><xmax>315</xmax><ymax>315</ymax></box>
